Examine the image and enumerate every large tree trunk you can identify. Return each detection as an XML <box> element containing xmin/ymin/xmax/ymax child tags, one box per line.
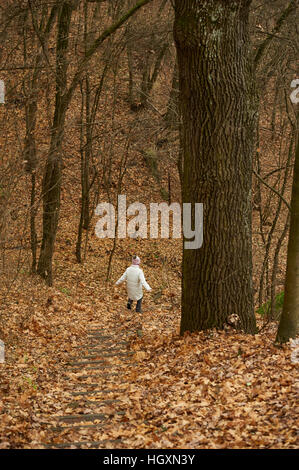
<box><xmin>276</xmin><ymin>115</ymin><xmax>299</xmax><ymax>343</ymax></box>
<box><xmin>174</xmin><ymin>0</ymin><xmax>257</xmax><ymax>334</ymax></box>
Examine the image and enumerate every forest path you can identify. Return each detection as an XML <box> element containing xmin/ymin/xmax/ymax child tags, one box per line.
<box><xmin>43</xmin><ymin>311</ymin><xmax>142</xmax><ymax>449</ymax></box>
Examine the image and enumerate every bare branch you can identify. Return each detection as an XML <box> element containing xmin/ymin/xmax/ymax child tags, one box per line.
<box><xmin>64</xmin><ymin>0</ymin><xmax>153</xmax><ymax>108</ymax></box>
<box><xmin>253</xmin><ymin>169</ymin><xmax>291</xmax><ymax>211</ymax></box>
<box><xmin>254</xmin><ymin>0</ymin><xmax>298</xmax><ymax>67</ymax></box>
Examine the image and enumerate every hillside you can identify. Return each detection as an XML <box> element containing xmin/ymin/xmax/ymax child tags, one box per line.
<box><xmin>0</xmin><ymin>0</ymin><xmax>298</xmax><ymax>449</ymax></box>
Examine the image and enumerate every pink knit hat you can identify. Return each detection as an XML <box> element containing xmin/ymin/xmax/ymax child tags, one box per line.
<box><xmin>132</xmin><ymin>255</ymin><xmax>140</xmax><ymax>265</ymax></box>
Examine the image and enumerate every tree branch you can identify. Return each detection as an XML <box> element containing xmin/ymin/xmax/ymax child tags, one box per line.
<box><xmin>254</xmin><ymin>0</ymin><xmax>298</xmax><ymax>67</ymax></box>
<box><xmin>253</xmin><ymin>169</ymin><xmax>291</xmax><ymax>211</ymax></box>
<box><xmin>64</xmin><ymin>0</ymin><xmax>153</xmax><ymax>108</ymax></box>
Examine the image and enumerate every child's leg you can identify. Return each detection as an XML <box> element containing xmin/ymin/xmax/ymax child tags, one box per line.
<box><xmin>136</xmin><ymin>297</ymin><xmax>143</xmax><ymax>313</ymax></box>
<box><xmin>127</xmin><ymin>299</ymin><xmax>133</xmax><ymax>310</ymax></box>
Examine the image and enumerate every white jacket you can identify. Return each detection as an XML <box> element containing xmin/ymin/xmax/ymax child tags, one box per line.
<box><xmin>116</xmin><ymin>265</ymin><xmax>151</xmax><ymax>301</ymax></box>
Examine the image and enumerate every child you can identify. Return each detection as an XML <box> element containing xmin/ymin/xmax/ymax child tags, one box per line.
<box><xmin>115</xmin><ymin>255</ymin><xmax>152</xmax><ymax>313</ymax></box>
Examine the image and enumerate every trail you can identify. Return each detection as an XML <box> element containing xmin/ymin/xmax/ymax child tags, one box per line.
<box><xmin>43</xmin><ymin>312</ymin><xmax>142</xmax><ymax>449</ymax></box>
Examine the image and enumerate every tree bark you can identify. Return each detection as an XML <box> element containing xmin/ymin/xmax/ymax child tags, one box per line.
<box><xmin>174</xmin><ymin>0</ymin><xmax>257</xmax><ymax>334</ymax></box>
<box><xmin>24</xmin><ymin>3</ymin><xmax>58</xmax><ymax>273</ymax></box>
<box><xmin>276</xmin><ymin>114</ymin><xmax>299</xmax><ymax>343</ymax></box>
<box><xmin>37</xmin><ymin>2</ymin><xmax>73</xmax><ymax>285</ymax></box>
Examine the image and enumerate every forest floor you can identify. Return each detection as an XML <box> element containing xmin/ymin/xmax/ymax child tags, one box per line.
<box><xmin>0</xmin><ymin>51</ymin><xmax>297</xmax><ymax>450</ymax></box>
<box><xmin>0</xmin><ymin>108</ymin><xmax>297</xmax><ymax>448</ymax></box>
<box><xmin>0</xmin><ymin>0</ymin><xmax>298</xmax><ymax>449</ymax></box>
<box><xmin>0</xmin><ymin>235</ymin><xmax>298</xmax><ymax>449</ymax></box>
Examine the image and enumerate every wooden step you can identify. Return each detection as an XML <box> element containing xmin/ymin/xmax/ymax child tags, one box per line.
<box><xmin>57</xmin><ymin>410</ymin><xmax>125</xmax><ymax>423</ymax></box>
<box><xmin>44</xmin><ymin>439</ymin><xmax>122</xmax><ymax>449</ymax></box>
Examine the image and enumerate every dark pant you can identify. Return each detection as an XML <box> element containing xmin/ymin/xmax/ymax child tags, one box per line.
<box><xmin>127</xmin><ymin>297</ymin><xmax>143</xmax><ymax>313</ymax></box>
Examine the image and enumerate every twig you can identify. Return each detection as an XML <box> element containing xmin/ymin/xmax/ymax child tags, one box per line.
<box><xmin>253</xmin><ymin>169</ymin><xmax>291</xmax><ymax>211</ymax></box>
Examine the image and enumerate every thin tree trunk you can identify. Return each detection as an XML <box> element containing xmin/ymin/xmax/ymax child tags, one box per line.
<box><xmin>76</xmin><ymin>62</ymin><xmax>107</xmax><ymax>262</ymax></box>
<box><xmin>75</xmin><ymin>80</ymin><xmax>86</xmax><ymax>264</ymax></box>
<box><xmin>254</xmin><ymin>0</ymin><xmax>297</xmax><ymax>68</ymax></box>
<box><xmin>164</xmin><ymin>61</ymin><xmax>179</xmax><ymax>129</ymax></box>
<box><xmin>269</xmin><ymin>212</ymin><xmax>290</xmax><ymax>320</ymax></box>
<box><xmin>37</xmin><ymin>2</ymin><xmax>73</xmax><ymax>285</ymax></box>
<box><xmin>276</xmin><ymin>114</ymin><xmax>299</xmax><ymax>343</ymax></box>
<box><xmin>24</xmin><ymin>4</ymin><xmax>58</xmax><ymax>273</ymax></box>
<box><xmin>30</xmin><ymin>173</ymin><xmax>38</xmax><ymax>272</ymax></box>
<box><xmin>24</xmin><ymin>103</ymin><xmax>38</xmax><ymax>273</ymax></box>
<box><xmin>174</xmin><ymin>0</ymin><xmax>257</xmax><ymax>334</ymax></box>
<box><xmin>258</xmin><ymin>135</ymin><xmax>294</xmax><ymax>306</ymax></box>
<box><xmin>140</xmin><ymin>42</ymin><xmax>168</xmax><ymax>107</ymax></box>
<box><xmin>127</xmin><ymin>41</ymin><xmax>135</xmax><ymax>108</ymax></box>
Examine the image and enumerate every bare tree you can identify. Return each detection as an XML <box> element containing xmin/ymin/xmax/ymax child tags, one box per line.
<box><xmin>276</xmin><ymin>112</ymin><xmax>299</xmax><ymax>342</ymax></box>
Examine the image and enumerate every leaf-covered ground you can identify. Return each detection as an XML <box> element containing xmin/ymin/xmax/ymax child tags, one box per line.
<box><xmin>0</xmin><ymin>0</ymin><xmax>297</xmax><ymax>450</ymax></box>
<box><xmin>0</xmin><ymin>238</ymin><xmax>298</xmax><ymax>449</ymax></box>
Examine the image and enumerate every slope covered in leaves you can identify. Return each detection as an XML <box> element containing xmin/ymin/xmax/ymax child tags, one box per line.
<box><xmin>0</xmin><ymin>1</ymin><xmax>297</xmax><ymax>448</ymax></box>
<box><xmin>0</xmin><ymin>237</ymin><xmax>297</xmax><ymax>448</ymax></box>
